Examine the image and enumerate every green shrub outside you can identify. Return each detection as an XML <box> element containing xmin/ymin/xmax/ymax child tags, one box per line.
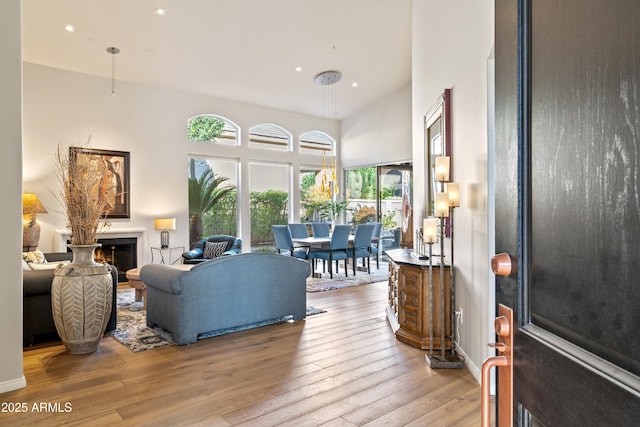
<box><xmin>201</xmin><ymin>189</ymin><xmax>289</xmax><ymax>248</ymax></box>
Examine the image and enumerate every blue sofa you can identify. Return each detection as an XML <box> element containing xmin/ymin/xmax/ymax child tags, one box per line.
<box><xmin>140</xmin><ymin>253</ymin><xmax>310</xmax><ymax>345</ymax></box>
<box><xmin>181</xmin><ymin>235</ymin><xmax>242</xmax><ymax>264</ymax></box>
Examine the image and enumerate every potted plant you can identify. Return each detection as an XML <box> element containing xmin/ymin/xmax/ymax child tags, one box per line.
<box><xmin>302</xmin><ymin>184</ymin><xmax>349</xmax><ymax>223</ymax></box>
<box><xmin>50</xmin><ymin>142</ymin><xmax>114</xmax><ymax>354</ymax></box>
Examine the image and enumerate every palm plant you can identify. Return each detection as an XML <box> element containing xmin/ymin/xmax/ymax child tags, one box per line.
<box><xmin>188</xmin><ymin>166</ymin><xmax>235</xmax><ymax>248</ymax></box>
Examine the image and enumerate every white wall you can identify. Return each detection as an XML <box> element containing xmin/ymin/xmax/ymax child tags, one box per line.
<box><xmin>341</xmin><ymin>84</ymin><xmax>412</xmax><ymax>168</ymax></box>
<box><xmin>22</xmin><ymin>63</ymin><xmax>341</xmax><ymax>261</ymax></box>
<box><xmin>4</xmin><ymin>1</ymin><xmax>494</xmax><ymax>392</ymax></box>
<box><xmin>0</xmin><ymin>0</ymin><xmax>27</xmax><ymax>393</ymax></box>
<box><xmin>412</xmin><ymin>0</ymin><xmax>494</xmax><ymax>381</ymax></box>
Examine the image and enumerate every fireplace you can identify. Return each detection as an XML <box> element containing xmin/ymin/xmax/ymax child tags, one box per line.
<box><xmin>67</xmin><ymin>237</ymin><xmax>137</xmax><ymax>282</ymax></box>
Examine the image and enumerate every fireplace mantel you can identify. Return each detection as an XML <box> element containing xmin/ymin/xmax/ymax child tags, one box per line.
<box><xmin>57</xmin><ymin>228</ymin><xmax>146</xmax><ymax>268</ymax></box>
<box><xmin>57</xmin><ymin>228</ymin><xmax>145</xmax><ymax>241</ymax></box>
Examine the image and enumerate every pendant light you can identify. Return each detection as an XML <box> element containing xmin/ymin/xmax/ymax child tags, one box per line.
<box><xmin>315</xmin><ymin>70</ymin><xmax>341</xmax><ymax>199</ymax></box>
<box><xmin>106</xmin><ymin>46</ymin><xmax>120</xmax><ymax>98</ymax></box>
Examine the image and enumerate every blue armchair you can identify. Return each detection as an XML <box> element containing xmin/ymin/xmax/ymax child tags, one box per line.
<box><xmin>182</xmin><ymin>235</ymin><xmax>242</xmax><ymax>264</ymax></box>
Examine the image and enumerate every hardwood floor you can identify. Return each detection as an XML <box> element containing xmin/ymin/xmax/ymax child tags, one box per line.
<box><xmin>4</xmin><ymin>281</ymin><xmax>483</xmax><ymax>426</ymax></box>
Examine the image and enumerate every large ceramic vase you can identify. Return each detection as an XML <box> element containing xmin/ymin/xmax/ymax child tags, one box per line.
<box><xmin>51</xmin><ymin>244</ymin><xmax>113</xmax><ymax>355</ymax></box>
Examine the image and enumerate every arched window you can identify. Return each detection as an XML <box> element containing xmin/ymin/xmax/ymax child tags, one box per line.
<box><xmin>299</xmin><ymin>130</ymin><xmax>335</xmax><ymax>156</ymax></box>
<box><xmin>187</xmin><ymin>114</ymin><xmax>239</xmax><ymax>145</ymax></box>
<box><xmin>248</xmin><ymin>123</ymin><xmax>291</xmax><ymax>151</ymax></box>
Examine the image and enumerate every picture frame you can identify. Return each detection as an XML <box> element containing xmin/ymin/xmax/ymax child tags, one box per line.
<box><xmin>70</xmin><ymin>147</ymin><xmax>130</xmax><ymax>219</ymax></box>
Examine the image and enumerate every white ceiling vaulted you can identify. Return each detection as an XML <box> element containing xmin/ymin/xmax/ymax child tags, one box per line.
<box><xmin>22</xmin><ymin>0</ymin><xmax>411</xmax><ymax>119</ymax></box>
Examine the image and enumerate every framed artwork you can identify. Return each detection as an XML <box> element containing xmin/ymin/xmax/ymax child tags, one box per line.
<box><xmin>70</xmin><ymin>147</ymin><xmax>130</xmax><ymax>218</ymax></box>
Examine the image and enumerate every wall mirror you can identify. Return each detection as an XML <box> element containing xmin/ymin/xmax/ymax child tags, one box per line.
<box><xmin>424</xmin><ymin>88</ymin><xmax>452</xmax><ymax>217</ymax></box>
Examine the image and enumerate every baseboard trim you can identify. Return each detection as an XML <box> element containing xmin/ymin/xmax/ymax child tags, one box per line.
<box><xmin>0</xmin><ymin>375</ymin><xmax>26</xmax><ymax>394</ymax></box>
<box><xmin>456</xmin><ymin>346</ymin><xmax>486</xmax><ymax>387</ymax></box>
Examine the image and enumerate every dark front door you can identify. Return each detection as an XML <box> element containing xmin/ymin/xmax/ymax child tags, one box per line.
<box><xmin>495</xmin><ymin>0</ymin><xmax>640</xmax><ymax>425</ymax></box>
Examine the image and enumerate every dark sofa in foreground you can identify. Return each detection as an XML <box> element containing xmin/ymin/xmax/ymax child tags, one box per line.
<box><xmin>23</xmin><ymin>252</ymin><xmax>118</xmax><ymax>347</ymax></box>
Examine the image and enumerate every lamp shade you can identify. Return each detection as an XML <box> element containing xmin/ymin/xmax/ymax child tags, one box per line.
<box><xmin>434</xmin><ymin>156</ymin><xmax>450</xmax><ymax>182</ymax></box>
<box><xmin>423</xmin><ymin>218</ymin><xmax>438</xmax><ymax>244</ymax></box>
<box><xmin>22</xmin><ymin>193</ymin><xmax>48</xmax><ymax>214</ymax></box>
<box><xmin>154</xmin><ymin>218</ymin><xmax>176</xmax><ymax>231</ymax></box>
<box><xmin>435</xmin><ymin>193</ymin><xmax>450</xmax><ymax>218</ymax></box>
<box><xmin>446</xmin><ymin>182</ymin><xmax>460</xmax><ymax>207</ymax></box>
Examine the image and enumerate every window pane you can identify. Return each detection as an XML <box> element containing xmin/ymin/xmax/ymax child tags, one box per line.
<box><xmin>345</xmin><ymin>168</ymin><xmax>377</xmax><ymax>225</ymax></box>
<box><xmin>187</xmin><ymin>115</ymin><xmax>238</xmax><ymax>145</ymax></box>
<box><xmin>300</xmin><ymin>130</ymin><xmax>335</xmax><ymax>155</ymax></box>
<box><xmin>249</xmin><ymin>162</ymin><xmax>290</xmax><ymax>252</ymax></box>
<box><xmin>187</xmin><ymin>157</ymin><xmax>238</xmax><ymax>248</ymax></box>
<box><xmin>249</xmin><ymin>124</ymin><xmax>291</xmax><ymax>151</ymax></box>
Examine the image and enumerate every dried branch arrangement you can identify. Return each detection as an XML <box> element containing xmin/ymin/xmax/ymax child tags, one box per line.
<box><xmin>54</xmin><ymin>141</ymin><xmax>111</xmax><ymax>245</ymax></box>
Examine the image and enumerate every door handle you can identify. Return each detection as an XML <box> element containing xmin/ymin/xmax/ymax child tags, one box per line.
<box><xmin>491</xmin><ymin>252</ymin><xmax>516</xmax><ymax>277</ymax></box>
<box><xmin>481</xmin><ymin>304</ymin><xmax>513</xmax><ymax>427</ymax></box>
<box><xmin>482</xmin><ymin>355</ymin><xmax>507</xmax><ymax>427</ymax></box>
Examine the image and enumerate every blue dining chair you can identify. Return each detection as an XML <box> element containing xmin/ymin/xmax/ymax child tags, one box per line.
<box><xmin>288</xmin><ymin>223</ymin><xmax>309</xmax><ymax>238</ymax></box>
<box><xmin>308</xmin><ymin>224</ymin><xmax>351</xmax><ymax>278</ymax></box>
<box><xmin>347</xmin><ymin>224</ymin><xmax>376</xmax><ymax>275</ymax></box>
<box><xmin>369</xmin><ymin>222</ymin><xmax>383</xmax><ymax>269</ymax></box>
<box><xmin>311</xmin><ymin>222</ymin><xmax>331</xmax><ymax>238</ymax></box>
<box><xmin>309</xmin><ymin>222</ymin><xmax>331</xmax><ymax>272</ymax></box>
<box><xmin>272</xmin><ymin>225</ymin><xmax>308</xmax><ymax>259</ymax></box>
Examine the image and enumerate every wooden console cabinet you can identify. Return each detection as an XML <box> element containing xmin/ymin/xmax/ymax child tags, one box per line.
<box><xmin>385</xmin><ymin>248</ymin><xmax>451</xmax><ymax>350</ymax></box>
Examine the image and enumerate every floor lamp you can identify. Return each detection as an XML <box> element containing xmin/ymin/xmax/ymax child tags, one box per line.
<box><xmin>426</xmin><ymin>157</ymin><xmax>464</xmax><ymax>369</ymax></box>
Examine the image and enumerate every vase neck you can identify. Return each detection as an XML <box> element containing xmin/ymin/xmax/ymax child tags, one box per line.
<box><xmin>68</xmin><ymin>244</ymin><xmax>101</xmax><ymax>266</ymax></box>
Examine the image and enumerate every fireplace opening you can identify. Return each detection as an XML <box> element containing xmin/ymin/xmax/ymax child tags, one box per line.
<box><xmin>67</xmin><ymin>237</ymin><xmax>137</xmax><ymax>282</ymax></box>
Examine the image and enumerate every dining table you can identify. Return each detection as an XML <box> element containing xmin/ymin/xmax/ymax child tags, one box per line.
<box><xmin>292</xmin><ymin>234</ymin><xmax>379</xmax><ymax>249</ymax></box>
<box><xmin>292</xmin><ymin>234</ymin><xmax>381</xmax><ymax>278</ymax></box>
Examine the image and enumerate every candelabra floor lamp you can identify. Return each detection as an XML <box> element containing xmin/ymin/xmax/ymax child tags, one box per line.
<box><xmin>425</xmin><ymin>159</ymin><xmax>463</xmax><ymax>369</ymax></box>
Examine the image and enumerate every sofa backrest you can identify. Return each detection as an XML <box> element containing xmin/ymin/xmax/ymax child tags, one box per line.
<box><xmin>190</xmin><ymin>252</ymin><xmax>307</xmax><ymax>279</ymax></box>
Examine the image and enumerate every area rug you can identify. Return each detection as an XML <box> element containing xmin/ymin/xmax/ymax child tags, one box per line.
<box><xmin>110</xmin><ymin>288</ymin><xmax>326</xmax><ymax>352</ymax></box>
<box><xmin>306</xmin><ymin>260</ymin><xmax>389</xmax><ymax>293</ymax></box>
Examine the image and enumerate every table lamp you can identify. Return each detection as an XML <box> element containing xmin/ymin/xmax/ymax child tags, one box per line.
<box><xmin>154</xmin><ymin>218</ymin><xmax>176</xmax><ymax>248</ymax></box>
<box><xmin>23</xmin><ymin>193</ymin><xmax>48</xmax><ymax>251</ymax></box>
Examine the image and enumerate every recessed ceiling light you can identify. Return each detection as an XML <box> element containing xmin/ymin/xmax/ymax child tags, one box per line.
<box><xmin>155</xmin><ymin>8</ymin><xmax>166</xmax><ymax>15</ymax></box>
<box><xmin>64</xmin><ymin>25</ymin><xmax>75</xmax><ymax>32</ymax></box>
<box><xmin>352</xmin><ymin>82</ymin><xmax>358</xmax><ymax>87</ymax></box>
<box><xmin>295</xmin><ymin>66</ymin><xmax>303</xmax><ymax>72</ymax></box>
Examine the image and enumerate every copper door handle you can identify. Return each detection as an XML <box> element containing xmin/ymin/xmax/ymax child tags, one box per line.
<box><xmin>482</xmin><ymin>355</ymin><xmax>508</xmax><ymax>427</ymax></box>
<box><xmin>481</xmin><ymin>304</ymin><xmax>514</xmax><ymax>427</ymax></box>
<box><xmin>491</xmin><ymin>253</ymin><xmax>516</xmax><ymax>277</ymax></box>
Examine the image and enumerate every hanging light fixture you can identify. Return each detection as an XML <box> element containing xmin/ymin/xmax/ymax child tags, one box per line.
<box><xmin>106</xmin><ymin>46</ymin><xmax>120</xmax><ymax>98</ymax></box>
<box><xmin>315</xmin><ymin>70</ymin><xmax>341</xmax><ymax>200</ymax></box>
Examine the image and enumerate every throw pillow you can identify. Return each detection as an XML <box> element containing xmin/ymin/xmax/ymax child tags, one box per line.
<box><xmin>23</xmin><ymin>250</ymin><xmax>47</xmax><ymax>264</ymax></box>
<box><xmin>204</xmin><ymin>241</ymin><xmax>228</xmax><ymax>259</ymax></box>
<box><xmin>22</xmin><ymin>259</ymin><xmax>31</xmax><ymax>270</ymax></box>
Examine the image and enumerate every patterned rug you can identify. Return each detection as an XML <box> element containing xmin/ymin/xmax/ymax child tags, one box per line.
<box><xmin>110</xmin><ymin>289</ymin><xmax>326</xmax><ymax>352</ymax></box>
<box><xmin>306</xmin><ymin>260</ymin><xmax>389</xmax><ymax>292</ymax></box>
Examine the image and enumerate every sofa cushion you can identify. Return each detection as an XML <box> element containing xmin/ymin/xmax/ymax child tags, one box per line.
<box><xmin>204</xmin><ymin>241</ymin><xmax>228</xmax><ymax>259</ymax></box>
<box><xmin>23</xmin><ymin>250</ymin><xmax>46</xmax><ymax>264</ymax></box>
<box><xmin>28</xmin><ymin>260</ymin><xmax>71</xmax><ymax>270</ymax></box>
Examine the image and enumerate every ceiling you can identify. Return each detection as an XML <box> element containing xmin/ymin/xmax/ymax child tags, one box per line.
<box><xmin>22</xmin><ymin>0</ymin><xmax>412</xmax><ymax>120</ymax></box>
